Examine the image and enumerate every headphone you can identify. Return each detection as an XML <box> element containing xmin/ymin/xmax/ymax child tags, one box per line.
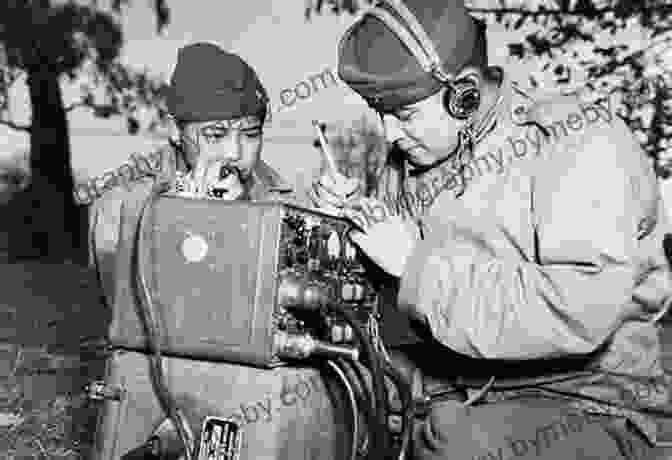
<box><xmin>364</xmin><ymin>0</ymin><xmax>481</xmax><ymax>120</ymax></box>
<box><xmin>443</xmin><ymin>75</ymin><xmax>481</xmax><ymax>120</ymax></box>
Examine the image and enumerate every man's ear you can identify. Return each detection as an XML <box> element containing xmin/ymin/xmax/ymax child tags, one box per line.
<box><xmin>442</xmin><ymin>68</ymin><xmax>482</xmax><ymax>120</ymax></box>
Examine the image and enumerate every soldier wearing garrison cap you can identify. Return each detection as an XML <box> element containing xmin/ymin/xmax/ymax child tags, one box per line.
<box><xmin>87</xmin><ymin>42</ymin><xmax>294</xmax><ymax>308</ymax></box>
<box><xmin>312</xmin><ymin>1</ymin><xmax>672</xmax><ymax>458</ymax></box>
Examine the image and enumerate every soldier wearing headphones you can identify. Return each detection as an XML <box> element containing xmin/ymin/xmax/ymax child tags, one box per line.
<box><xmin>312</xmin><ymin>1</ymin><xmax>672</xmax><ymax>458</ymax></box>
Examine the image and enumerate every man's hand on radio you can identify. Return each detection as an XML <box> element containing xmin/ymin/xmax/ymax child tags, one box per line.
<box><xmin>309</xmin><ymin>173</ymin><xmax>362</xmax><ymax>215</ymax></box>
<box><xmin>343</xmin><ymin>198</ymin><xmax>417</xmax><ymax>278</ymax></box>
<box><xmin>310</xmin><ymin>171</ymin><xmax>418</xmax><ymax>276</ymax></box>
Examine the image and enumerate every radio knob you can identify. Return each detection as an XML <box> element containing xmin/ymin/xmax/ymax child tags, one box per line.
<box><xmin>341</xmin><ymin>282</ymin><xmax>365</xmax><ymax>302</ymax></box>
<box><xmin>331</xmin><ymin>325</ymin><xmax>344</xmax><ymax>343</ymax></box>
<box><xmin>344</xmin><ymin>325</ymin><xmax>354</xmax><ymax>342</ymax></box>
<box><xmin>353</xmin><ymin>283</ymin><xmax>365</xmax><ymax>301</ymax></box>
<box><xmin>303</xmin><ymin>283</ymin><xmax>328</xmax><ymax>310</ymax></box>
<box><xmin>341</xmin><ymin>283</ymin><xmax>354</xmax><ymax>301</ymax></box>
<box><xmin>278</xmin><ymin>275</ymin><xmax>329</xmax><ymax>311</ymax></box>
<box><xmin>277</xmin><ymin>273</ymin><xmax>303</xmax><ymax>307</ymax></box>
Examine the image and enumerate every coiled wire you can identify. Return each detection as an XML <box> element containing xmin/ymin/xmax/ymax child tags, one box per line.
<box><xmin>325</xmin><ymin>304</ymin><xmax>390</xmax><ymax>459</ymax></box>
<box><xmin>326</xmin><ymin>360</ymin><xmax>360</xmax><ymax>460</ymax></box>
<box><xmin>381</xmin><ymin>360</ymin><xmax>414</xmax><ymax>460</ymax></box>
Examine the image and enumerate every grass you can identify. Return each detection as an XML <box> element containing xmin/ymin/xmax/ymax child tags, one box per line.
<box><xmin>0</xmin><ymin>392</ymin><xmax>84</xmax><ymax>459</ymax></box>
<box><xmin>0</xmin><ymin>163</ymin><xmax>104</xmax><ymax>459</ymax></box>
<box><xmin>0</xmin><ymin>346</ymin><xmax>101</xmax><ymax>459</ymax></box>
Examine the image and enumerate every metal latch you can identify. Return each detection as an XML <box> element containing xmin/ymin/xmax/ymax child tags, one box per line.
<box><xmin>86</xmin><ymin>380</ymin><xmax>126</xmax><ymax>402</ymax></box>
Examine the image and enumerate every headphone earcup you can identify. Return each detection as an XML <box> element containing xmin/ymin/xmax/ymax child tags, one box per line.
<box><xmin>442</xmin><ymin>78</ymin><xmax>481</xmax><ymax>120</ymax></box>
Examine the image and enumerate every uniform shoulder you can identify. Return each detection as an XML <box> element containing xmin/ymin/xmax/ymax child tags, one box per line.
<box><xmin>516</xmin><ymin>87</ymin><xmax>619</xmax><ymax>143</ymax></box>
<box><xmin>521</xmin><ymin>87</ymin><xmax>582</xmax><ymax>123</ymax></box>
<box><xmin>528</xmin><ymin>89</ymin><xmax>653</xmax><ymax>207</ymax></box>
<box><xmin>529</xmin><ymin>92</ymin><xmax>579</xmax><ymax>121</ymax></box>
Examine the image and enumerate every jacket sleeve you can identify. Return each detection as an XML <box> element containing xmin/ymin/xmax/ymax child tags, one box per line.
<box><xmin>397</xmin><ymin>116</ymin><xmax>668</xmax><ymax>360</ymax></box>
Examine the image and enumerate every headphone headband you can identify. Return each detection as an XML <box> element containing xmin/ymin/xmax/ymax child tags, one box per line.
<box><xmin>371</xmin><ymin>0</ymin><xmax>452</xmax><ymax>82</ymax></box>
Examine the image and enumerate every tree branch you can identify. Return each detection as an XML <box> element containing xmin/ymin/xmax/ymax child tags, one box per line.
<box><xmin>64</xmin><ymin>101</ymin><xmax>86</xmax><ymax>112</ymax></box>
<box><xmin>0</xmin><ymin>118</ymin><xmax>31</xmax><ymax>133</ymax></box>
<box><xmin>467</xmin><ymin>6</ymin><xmax>592</xmax><ymax>16</ymax></box>
<box><xmin>466</xmin><ymin>4</ymin><xmax>671</xmax><ymax>17</ymax></box>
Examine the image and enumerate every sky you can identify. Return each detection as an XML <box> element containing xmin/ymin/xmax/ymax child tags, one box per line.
<box><xmin>0</xmin><ymin>0</ymin><xmax>666</xmax><ymax>196</ymax></box>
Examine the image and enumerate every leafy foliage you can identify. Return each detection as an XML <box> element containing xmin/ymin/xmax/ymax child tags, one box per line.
<box><xmin>468</xmin><ymin>0</ymin><xmax>672</xmax><ymax>176</ymax></box>
<box><xmin>0</xmin><ymin>0</ymin><xmax>171</xmax><ymax>261</ymax></box>
<box><xmin>305</xmin><ymin>0</ymin><xmax>672</xmax><ymax>178</ymax></box>
<box><xmin>304</xmin><ymin>0</ymin><xmax>371</xmax><ymax>20</ymax></box>
<box><xmin>0</xmin><ymin>0</ymin><xmax>171</xmax><ymax>136</ymax></box>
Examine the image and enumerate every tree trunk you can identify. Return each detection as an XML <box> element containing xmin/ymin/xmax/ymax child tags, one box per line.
<box><xmin>24</xmin><ymin>63</ymin><xmax>85</xmax><ymax>263</ymax></box>
<box><xmin>14</xmin><ymin>0</ymin><xmax>89</xmax><ymax>264</ymax></box>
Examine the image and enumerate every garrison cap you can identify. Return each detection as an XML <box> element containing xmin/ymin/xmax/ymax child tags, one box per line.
<box><xmin>338</xmin><ymin>0</ymin><xmax>482</xmax><ymax>112</ymax></box>
<box><xmin>166</xmin><ymin>42</ymin><xmax>268</xmax><ymax>123</ymax></box>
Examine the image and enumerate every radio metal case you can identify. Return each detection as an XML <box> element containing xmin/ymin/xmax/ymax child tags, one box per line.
<box><xmin>108</xmin><ymin>196</ymin><xmax>367</xmax><ymax>368</ymax></box>
<box><xmin>91</xmin><ymin>349</ymin><xmax>349</xmax><ymax>460</ymax></box>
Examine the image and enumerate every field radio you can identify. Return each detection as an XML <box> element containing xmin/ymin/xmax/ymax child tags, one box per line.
<box><xmin>108</xmin><ymin>194</ymin><xmax>380</xmax><ymax>368</ymax></box>
<box><xmin>93</xmin><ymin>121</ymin><xmax>416</xmax><ymax>460</ymax></box>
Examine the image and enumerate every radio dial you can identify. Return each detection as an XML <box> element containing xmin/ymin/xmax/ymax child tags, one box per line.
<box><xmin>277</xmin><ymin>273</ymin><xmax>329</xmax><ymax>311</ymax></box>
<box><xmin>181</xmin><ymin>233</ymin><xmax>208</xmax><ymax>263</ymax></box>
<box><xmin>341</xmin><ymin>282</ymin><xmax>365</xmax><ymax>302</ymax></box>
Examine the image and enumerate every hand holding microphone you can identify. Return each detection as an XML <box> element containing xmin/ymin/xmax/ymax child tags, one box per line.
<box><xmin>188</xmin><ymin>159</ymin><xmax>245</xmax><ymax>201</ymax></box>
